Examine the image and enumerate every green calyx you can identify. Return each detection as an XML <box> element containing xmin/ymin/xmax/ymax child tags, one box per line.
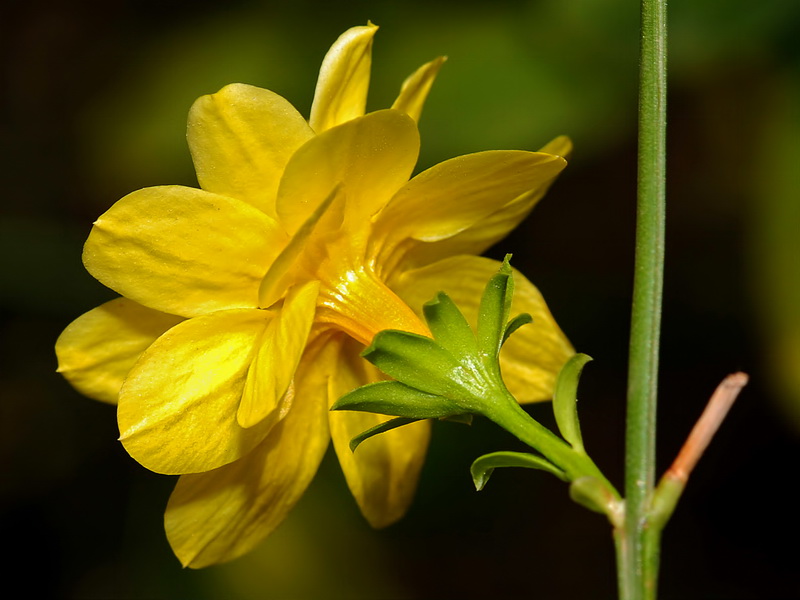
<box><xmin>332</xmin><ymin>255</ymin><xmax>528</xmax><ymax>422</ymax></box>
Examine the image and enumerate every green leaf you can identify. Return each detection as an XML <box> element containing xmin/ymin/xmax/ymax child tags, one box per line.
<box><xmin>332</xmin><ymin>380</ymin><xmax>463</xmax><ymax>419</ymax></box>
<box><xmin>476</xmin><ymin>254</ymin><xmax>514</xmax><ymax>360</ymax></box>
<box><xmin>348</xmin><ymin>417</ymin><xmax>421</xmax><ymax>452</ymax></box>
<box><xmin>422</xmin><ymin>292</ymin><xmax>479</xmax><ymax>357</ymax></box>
<box><xmin>553</xmin><ymin>353</ymin><xmax>593</xmax><ymax>452</ymax></box>
<box><xmin>362</xmin><ymin>330</ymin><xmax>478</xmax><ymax>399</ymax></box>
<box><xmin>470</xmin><ymin>450</ymin><xmax>567</xmax><ymax>491</ymax></box>
<box><xmin>502</xmin><ymin>312</ymin><xmax>533</xmax><ymax>346</ymax></box>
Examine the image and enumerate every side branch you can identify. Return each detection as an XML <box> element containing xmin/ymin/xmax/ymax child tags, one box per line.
<box><xmin>666</xmin><ymin>372</ymin><xmax>748</xmax><ymax>483</ymax></box>
<box><xmin>649</xmin><ymin>372</ymin><xmax>748</xmax><ymax>531</ymax></box>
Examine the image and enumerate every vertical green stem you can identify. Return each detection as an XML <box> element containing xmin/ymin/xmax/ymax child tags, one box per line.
<box><xmin>621</xmin><ymin>0</ymin><xmax>667</xmax><ymax>599</ymax></box>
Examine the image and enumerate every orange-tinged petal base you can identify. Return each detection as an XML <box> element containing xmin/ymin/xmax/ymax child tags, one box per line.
<box><xmin>316</xmin><ymin>265</ymin><xmax>428</xmax><ymax>345</ymax></box>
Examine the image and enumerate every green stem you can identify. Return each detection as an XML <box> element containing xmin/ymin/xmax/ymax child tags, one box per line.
<box><xmin>622</xmin><ymin>0</ymin><xmax>667</xmax><ymax>598</ymax></box>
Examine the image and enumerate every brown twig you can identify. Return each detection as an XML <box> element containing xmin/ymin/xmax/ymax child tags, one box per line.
<box><xmin>666</xmin><ymin>372</ymin><xmax>749</xmax><ymax>483</ymax></box>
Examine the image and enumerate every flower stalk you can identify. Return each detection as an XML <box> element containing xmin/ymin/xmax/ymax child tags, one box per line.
<box><xmin>480</xmin><ymin>396</ymin><xmax>617</xmax><ymax>501</ymax></box>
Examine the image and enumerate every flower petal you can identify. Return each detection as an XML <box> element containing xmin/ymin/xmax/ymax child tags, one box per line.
<box><xmin>257</xmin><ymin>186</ymin><xmax>343</xmax><ymax>309</ymax></box>
<box><xmin>188</xmin><ymin>83</ymin><xmax>314</xmax><ymax>218</ymax></box>
<box><xmin>390</xmin><ymin>255</ymin><xmax>574</xmax><ymax>402</ymax></box>
<box><xmin>373</xmin><ymin>151</ymin><xmax>566</xmax><ymax>261</ymax></box>
<box><xmin>238</xmin><ymin>281</ymin><xmax>320</xmax><ymax>428</ymax></box>
<box><xmin>55</xmin><ymin>298</ymin><xmax>183</xmax><ymax>404</ymax></box>
<box><xmin>84</xmin><ymin>186</ymin><xmax>286</xmax><ymax>318</ymax></box>
<box><xmin>538</xmin><ymin>134</ymin><xmax>573</xmax><ymax>159</ymax></box>
<box><xmin>398</xmin><ymin>181</ymin><xmax>556</xmax><ymax>269</ymax></box>
<box><xmin>309</xmin><ymin>23</ymin><xmax>378</xmax><ymax>133</ymax></box>
<box><xmin>394</xmin><ymin>139</ymin><xmax>571</xmax><ymax>268</ymax></box>
<box><xmin>391</xmin><ymin>56</ymin><xmax>447</xmax><ymax>123</ymax></box>
<box><xmin>276</xmin><ymin>109</ymin><xmax>419</xmax><ymax>235</ymax></box>
<box><xmin>326</xmin><ymin>333</ymin><xmax>431</xmax><ymax>528</ymax></box>
<box><xmin>164</xmin><ymin>336</ymin><xmax>331</xmax><ymax>568</ymax></box>
<box><xmin>316</xmin><ymin>265</ymin><xmax>429</xmax><ymax>347</ymax></box>
<box><xmin>118</xmin><ymin>309</ymin><xmax>279</xmax><ymax>475</ymax></box>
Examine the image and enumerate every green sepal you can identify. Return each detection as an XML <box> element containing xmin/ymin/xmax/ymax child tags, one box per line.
<box><xmin>502</xmin><ymin>313</ymin><xmax>533</xmax><ymax>346</ymax></box>
<box><xmin>331</xmin><ymin>380</ymin><xmax>463</xmax><ymax>419</ymax></box>
<box><xmin>348</xmin><ymin>417</ymin><xmax>421</xmax><ymax>452</ymax></box>
<box><xmin>470</xmin><ymin>450</ymin><xmax>568</xmax><ymax>491</ymax></box>
<box><xmin>553</xmin><ymin>353</ymin><xmax>593</xmax><ymax>452</ymax></box>
<box><xmin>362</xmin><ymin>330</ymin><xmax>480</xmax><ymax>400</ymax></box>
<box><xmin>569</xmin><ymin>476</ymin><xmax>621</xmax><ymax>520</ymax></box>
<box><xmin>476</xmin><ymin>254</ymin><xmax>514</xmax><ymax>360</ymax></box>
<box><xmin>422</xmin><ymin>292</ymin><xmax>479</xmax><ymax>357</ymax></box>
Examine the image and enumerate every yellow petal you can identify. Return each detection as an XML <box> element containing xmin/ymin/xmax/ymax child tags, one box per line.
<box><xmin>390</xmin><ymin>140</ymin><xmax>572</xmax><ymax>268</ymax></box>
<box><xmin>373</xmin><ymin>152</ymin><xmax>566</xmax><ymax>260</ymax></box>
<box><xmin>84</xmin><ymin>186</ymin><xmax>287</xmax><ymax>318</ymax></box>
<box><xmin>258</xmin><ymin>185</ymin><xmax>342</xmax><ymax>308</ymax></box>
<box><xmin>538</xmin><ymin>134</ymin><xmax>573</xmax><ymax>159</ymax></box>
<box><xmin>397</xmin><ymin>191</ymin><xmax>548</xmax><ymax>270</ymax></box>
<box><xmin>326</xmin><ymin>333</ymin><xmax>431</xmax><ymax>528</ymax></box>
<box><xmin>309</xmin><ymin>23</ymin><xmax>378</xmax><ymax>133</ymax></box>
<box><xmin>390</xmin><ymin>255</ymin><xmax>574</xmax><ymax>402</ymax></box>
<box><xmin>316</xmin><ymin>265</ymin><xmax>428</xmax><ymax>346</ymax></box>
<box><xmin>276</xmin><ymin>109</ymin><xmax>419</xmax><ymax>235</ymax></box>
<box><xmin>405</xmin><ymin>192</ymin><xmax>564</xmax><ymax>270</ymax></box>
<box><xmin>238</xmin><ymin>281</ymin><xmax>320</xmax><ymax>428</ymax></box>
<box><xmin>391</xmin><ymin>56</ymin><xmax>447</xmax><ymax>123</ymax></box>
<box><xmin>188</xmin><ymin>83</ymin><xmax>314</xmax><ymax>219</ymax></box>
<box><xmin>118</xmin><ymin>309</ymin><xmax>279</xmax><ymax>475</ymax></box>
<box><xmin>55</xmin><ymin>298</ymin><xmax>183</xmax><ymax>404</ymax></box>
<box><xmin>165</xmin><ymin>336</ymin><xmax>331</xmax><ymax>568</ymax></box>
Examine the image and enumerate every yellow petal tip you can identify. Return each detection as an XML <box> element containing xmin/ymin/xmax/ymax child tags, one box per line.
<box><xmin>539</xmin><ymin>135</ymin><xmax>573</xmax><ymax>160</ymax></box>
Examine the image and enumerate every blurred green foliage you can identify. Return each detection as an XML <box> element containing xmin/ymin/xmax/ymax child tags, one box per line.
<box><xmin>2</xmin><ymin>0</ymin><xmax>799</xmax><ymax>598</ymax></box>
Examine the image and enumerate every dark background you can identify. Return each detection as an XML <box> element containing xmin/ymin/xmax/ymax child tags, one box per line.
<box><xmin>2</xmin><ymin>0</ymin><xmax>799</xmax><ymax>598</ymax></box>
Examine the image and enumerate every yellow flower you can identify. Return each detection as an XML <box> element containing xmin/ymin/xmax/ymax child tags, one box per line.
<box><xmin>55</xmin><ymin>24</ymin><xmax>574</xmax><ymax>567</ymax></box>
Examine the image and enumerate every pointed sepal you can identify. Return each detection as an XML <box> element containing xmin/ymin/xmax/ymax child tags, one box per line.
<box><xmin>347</xmin><ymin>417</ymin><xmax>422</xmax><ymax>452</ymax></box>
<box><xmin>477</xmin><ymin>254</ymin><xmax>515</xmax><ymax>361</ymax></box>
<box><xmin>332</xmin><ymin>380</ymin><xmax>464</xmax><ymax>419</ymax></box>
<box><xmin>422</xmin><ymin>291</ymin><xmax>479</xmax><ymax>358</ymax></box>
<box><xmin>361</xmin><ymin>331</ymin><xmax>480</xmax><ymax>400</ymax></box>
